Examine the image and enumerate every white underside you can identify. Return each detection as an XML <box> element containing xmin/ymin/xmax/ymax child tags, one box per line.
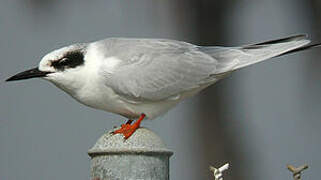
<box><xmin>61</xmin><ymin>80</ymin><xmax>215</xmax><ymax>120</ymax></box>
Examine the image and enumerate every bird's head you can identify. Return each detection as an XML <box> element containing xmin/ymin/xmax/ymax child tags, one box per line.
<box><xmin>6</xmin><ymin>43</ymin><xmax>91</xmax><ymax>92</ymax></box>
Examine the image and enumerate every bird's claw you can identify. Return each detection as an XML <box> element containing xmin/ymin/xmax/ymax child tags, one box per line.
<box><xmin>111</xmin><ymin>114</ymin><xmax>146</xmax><ymax>140</ymax></box>
<box><xmin>112</xmin><ymin>123</ymin><xmax>137</xmax><ymax>139</ymax></box>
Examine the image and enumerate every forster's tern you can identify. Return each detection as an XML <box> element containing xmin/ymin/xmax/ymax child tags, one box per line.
<box><xmin>6</xmin><ymin>34</ymin><xmax>320</xmax><ymax>138</ymax></box>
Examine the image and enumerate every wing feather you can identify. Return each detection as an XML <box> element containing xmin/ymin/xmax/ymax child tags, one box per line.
<box><xmin>98</xmin><ymin>38</ymin><xmax>218</xmax><ymax>101</ymax></box>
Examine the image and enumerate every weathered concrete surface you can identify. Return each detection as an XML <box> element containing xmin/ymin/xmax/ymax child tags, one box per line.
<box><xmin>88</xmin><ymin>127</ymin><xmax>173</xmax><ymax>180</ymax></box>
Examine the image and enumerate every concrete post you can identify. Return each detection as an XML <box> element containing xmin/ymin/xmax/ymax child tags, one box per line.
<box><xmin>88</xmin><ymin>128</ymin><xmax>173</xmax><ymax>180</ymax></box>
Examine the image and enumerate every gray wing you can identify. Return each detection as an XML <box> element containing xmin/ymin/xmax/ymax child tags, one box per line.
<box><xmin>98</xmin><ymin>38</ymin><xmax>218</xmax><ymax>101</ymax></box>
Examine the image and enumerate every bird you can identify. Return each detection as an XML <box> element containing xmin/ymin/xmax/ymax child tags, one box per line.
<box><xmin>6</xmin><ymin>34</ymin><xmax>320</xmax><ymax>139</ymax></box>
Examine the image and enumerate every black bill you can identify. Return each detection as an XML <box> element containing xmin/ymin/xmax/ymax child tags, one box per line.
<box><xmin>6</xmin><ymin>67</ymin><xmax>51</xmax><ymax>82</ymax></box>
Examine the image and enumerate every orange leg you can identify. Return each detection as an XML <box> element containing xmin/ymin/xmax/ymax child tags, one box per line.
<box><xmin>112</xmin><ymin>113</ymin><xmax>146</xmax><ymax>139</ymax></box>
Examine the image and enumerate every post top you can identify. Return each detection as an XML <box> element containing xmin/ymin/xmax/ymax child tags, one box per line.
<box><xmin>88</xmin><ymin>127</ymin><xmax>173</xmax><ymax>157</ymax></box>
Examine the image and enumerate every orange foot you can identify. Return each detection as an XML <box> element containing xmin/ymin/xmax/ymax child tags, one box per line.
<box><xmin>112</xmin><ymin>113</ymin><xmax>146</xmax><ymax>139</ymax></box>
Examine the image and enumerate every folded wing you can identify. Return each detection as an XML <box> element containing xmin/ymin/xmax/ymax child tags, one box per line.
<box><xmin>99</xmin><ymin>39</ymin><xmax>218</xmax><ymax>101</ymax></box>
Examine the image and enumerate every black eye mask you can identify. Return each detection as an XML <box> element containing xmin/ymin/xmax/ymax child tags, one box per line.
<box><xmin>52</xmin><ymin>51</ymin><xmax>84</xmax><ymax>71</ymax></box>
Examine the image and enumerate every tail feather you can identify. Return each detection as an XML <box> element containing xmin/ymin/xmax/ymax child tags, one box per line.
<box><xmin>276</xmin><ymin>42</ymin><xmax>321</xmax><ymax>57</ymax></box>
<box><xmin>199</xmin><ymin>34</ymin><xmax>316</xmax><ymax>74</ymax></box>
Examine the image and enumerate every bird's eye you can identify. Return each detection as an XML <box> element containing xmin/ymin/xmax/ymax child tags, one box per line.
<box><xmin>51</xmin><ymin>51</ymin><xmax>84</xmax><ymax>71</ymax></box>
<box><xmin>59</xmin><ymin>58</ymin><xmax>69</xmax><ymax>65</ymax></box>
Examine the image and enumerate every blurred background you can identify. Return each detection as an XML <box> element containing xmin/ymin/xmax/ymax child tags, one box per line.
<box><xmin>1</xmin><ymin>0</ymin><xmax>321</xmax><ymax>179</ymax></box>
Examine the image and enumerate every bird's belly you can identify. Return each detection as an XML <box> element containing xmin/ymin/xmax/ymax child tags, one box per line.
<box><xmin>72</xmin><ymin>85</ymin><xmax>136</xmax><ymax>118</ymax></box>
<box><xmin>74</xmin><ymin>87</ymin><xmax>180</xmax><ymax>119</ymax></box>
<box><xmin>66</xmin><ymin>80</ymin><xmax>213</xmax><ymax>119</ymax></box>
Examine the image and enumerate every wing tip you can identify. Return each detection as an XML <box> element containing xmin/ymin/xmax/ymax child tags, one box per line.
<box><xmin>245</xmin><ymin>34</ymin><xmax>308</xmax><ymax>47</ymax></box>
